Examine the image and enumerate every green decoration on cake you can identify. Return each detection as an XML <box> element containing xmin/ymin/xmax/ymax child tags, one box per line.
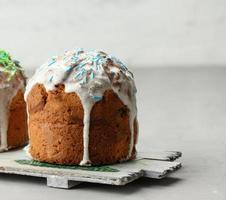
<box><xmin>0</xmin><ymin>49</ymin><xmax>22</xmax><ymax>81</ymax></box>
<box><xmin>15</xmin><ymin>159</ymin><xmax>120</xmax><ymax>172</ymax></box>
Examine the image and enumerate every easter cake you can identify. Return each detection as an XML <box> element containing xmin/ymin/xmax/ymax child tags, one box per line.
<box><xmin>0</xmin><ymin>50</ymin><xmax>28</xmax><ymax>152</ymax></box>
<box><xmin>25</xmin><ymin>48</ymin><xmax>138</xmax><ymax>166</ymax></box>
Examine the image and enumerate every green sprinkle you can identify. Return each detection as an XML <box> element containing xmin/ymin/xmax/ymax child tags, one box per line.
<box><xmin>92</xmin><ymin>96</ymin><xmax>102</xmax><ymax>102</ymax></box>
<box><xmin>91</xmin><ymin>71</ymin><xmax>95</xmax><ymax>79</ymax></box>
<box><xmin>0</xmin><ymin>49</ymin><xmax>22</xmax><ymax>81</ymax></box>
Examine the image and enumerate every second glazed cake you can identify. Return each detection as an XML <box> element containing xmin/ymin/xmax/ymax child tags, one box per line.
<box><xmin>25</xmin><ymin>49</ymin><xmax>138</xmax><ymax>166</ymax></box>
<box><xmin>0</xmin><ymin>50</ymin><xmax>28</xmax><ymax>152</ymax></box>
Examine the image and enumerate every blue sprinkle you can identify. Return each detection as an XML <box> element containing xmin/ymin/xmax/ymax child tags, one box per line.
<box><xmin>48</xmin><ymin>59</ymin><xmax>56</xmax><ymax>66</ymax></box>
<box><xmin>81</xmin><ymin>69</ymin><xmax>86</xmax><ymax>75</ymax></box>
<box><xmin>97</xmin><ymin>58</ymin><xmax>104</xmax><ymax>65</ymax></box>
<box><xmin>91</xmin><ymin>72</ymin><xmax>95</xmax><ymax>79</ymax></box>
<box><xmin>65</xmin><ymin>66</ymin><xmax>72</xmax><ymax>72</ymax></box>
<box><xmin>78</xmin><ymin>62</ymin><xmax>86</xmax><ymax>68</ymax></box>
<box><xmin>92</xmin><ymin>96</ymin><xmax>102</xmax><ymax>102</ymax></box>
<box><xmin>74</xmin><ymin>72</ymin><xmax>82</xmax><ymax>79</ymax></box>
<box><xmin>49</xmin><ymin>76</ymin><xmax>53</xmax><ymax>82</ymax></box>
<box><xmin>93</xmin><ymin>55</ymin><xmax>102</xmax><ymax>63</ymax></box>
<box><xmin>94</xmin><ymin>58</ymin><xmax>102</xmax><ymax>69</ymax></box>
<box><xmin>71</xmin><ymin>56</ymin><xmax>78</xmax><ymax>63</ymax></box>
<box><xmin>76</xmin><ymin>48</ymin><xmax>84</xmax><ymax>54</ymax></box>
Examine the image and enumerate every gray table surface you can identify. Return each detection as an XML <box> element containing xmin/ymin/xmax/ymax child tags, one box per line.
<box><xmin>0</xmin><ymin>67</ymin><xmax>225</xmax><ymax>200</ymax></box>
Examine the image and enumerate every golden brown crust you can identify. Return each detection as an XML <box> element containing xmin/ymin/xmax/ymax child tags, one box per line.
<box><xmin>28</xmin><ymin>84</ymin><xmax>137</xmax><ymax>165</ymax></box>
<box><xmin>7</xmin><ymin>89</ymin><xmax>28</xmax><ymax>149</ymax></box>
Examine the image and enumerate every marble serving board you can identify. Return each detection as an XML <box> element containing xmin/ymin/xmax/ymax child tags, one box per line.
<box><xmin>0</xmin><ymin>149</ymin><xmax>182</xmax><ymax>189</ymax></box>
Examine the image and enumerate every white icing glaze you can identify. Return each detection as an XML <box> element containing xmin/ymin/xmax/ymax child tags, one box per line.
<box><xmin>0</xmin><ymin>71</ymin><xmax>25</xmax><ymax>152</ymax></box>
<box><xmin>25</xmin><ymin>48</ymin><xmax>137</xmax><ymax>165</ymax></box>
<box><xmin>80</xmin><ymin>98</ymin><xmax>93</xmax><ymax>165</ymax></box>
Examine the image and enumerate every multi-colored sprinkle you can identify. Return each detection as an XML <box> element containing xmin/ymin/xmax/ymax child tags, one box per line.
<box><xmin>46</xmin><ymin>48</ymin><xmax>133</xmax><ymax>86</ymax></box>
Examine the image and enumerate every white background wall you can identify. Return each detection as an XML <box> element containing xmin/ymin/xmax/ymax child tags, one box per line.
<box><xmin>0</xmin><ymin>0</ymin><xmax>226</xmax><ymax>69</ymax></box>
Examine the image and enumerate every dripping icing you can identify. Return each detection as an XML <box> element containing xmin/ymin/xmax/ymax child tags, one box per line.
<box><xmin>25</xmin><ymin>48</ymin><xmax>137</xmax><ymax>165</ymax></box>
